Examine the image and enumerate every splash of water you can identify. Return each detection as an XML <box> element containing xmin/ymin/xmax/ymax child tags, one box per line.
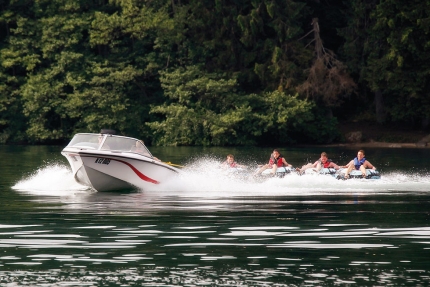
<box><xmin>12</xmin><ymin>163</ymin><xmax>89</xmax><ymax>195</ymax></box>
<box><xmin>11</xmin><ymin>158</ymin><xmax>430</xmax><ymax>196</ymax></box>
<box><xmin>153</xmin><ymin>158</ymin><xmax>430</xmax><ymax>196</ymax></box>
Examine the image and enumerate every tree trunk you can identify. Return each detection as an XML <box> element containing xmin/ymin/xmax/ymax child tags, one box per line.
<box><xmin>312</xmin><ymin>18</ymin><xmax>323</xmax><ymax>59</ymax></box>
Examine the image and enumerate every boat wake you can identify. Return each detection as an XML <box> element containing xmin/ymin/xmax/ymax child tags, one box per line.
<box><xmin>11</xmin><ymin>159</ymin><xmax>430</xmax><ymax>197</ymax></box>
<box><xmin>151</xmin><ymin>159</ymin><xmax>430</xmax><ymax>196</ymax></box>
<box><xmin>171</xmin><ymin>172</ymin><xmax>430</xmax><ymax>197</ymax></box>
<box><xmin>12</xmin><ymin>163</ymin><xmax>90</xmax><ymax>196</ymax></box>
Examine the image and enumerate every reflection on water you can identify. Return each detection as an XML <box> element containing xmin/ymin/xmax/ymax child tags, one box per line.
<box><xmin>1</xmin><ymin>208</ymin><xmax>430</xmax><ymax>286</ymax></box>
<box><xmin>2</xmin><ymin>146</ymin><xmax>430</xmax><ymax>286</ymax></box>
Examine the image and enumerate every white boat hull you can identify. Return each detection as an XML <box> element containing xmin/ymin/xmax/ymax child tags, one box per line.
<box><xmin>74</xmin><ymin>160</ymin><xmax>134</xmax><ymax>191</ymax></box>
<box><xmin>62</xmin><ymin>151</ymin><xmax>180</xmax><ymax>191</ymax></box>
<box><xmin>61</xmin><ymin>132</ymin><xmax>180</xmax><ymax>192</ymax></box>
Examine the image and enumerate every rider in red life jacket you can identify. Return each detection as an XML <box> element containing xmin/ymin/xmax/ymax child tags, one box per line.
<box><xmin>296</xmin><ymin>152</ymin><xmax>340</xmax><ymax>174</ymax></box>
<box><xmin>255</xmin><ymin>149</ymin><xmax>292</xmax><ymax>175</ymax></box>
<box><xmin>221</xmin><ymin>154</ymin><xmax>246</xmax><ymax>169</ymax></box>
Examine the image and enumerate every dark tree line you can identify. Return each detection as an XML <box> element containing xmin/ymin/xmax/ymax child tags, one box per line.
<box><xmin>0</xmin><ymin>0</ymin><xmax>429</xmax><ymax>145</ymax></box>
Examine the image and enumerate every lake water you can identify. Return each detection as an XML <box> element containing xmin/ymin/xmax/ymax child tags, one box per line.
<box><xmin>1</xmin><ymin>145</ymin><xmax>430</xmax><ymax>286</ymax></box>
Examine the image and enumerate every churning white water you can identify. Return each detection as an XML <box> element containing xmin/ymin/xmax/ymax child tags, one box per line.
<box><xmin>12</xmin><ymin>158</ymin><xmax>430</xmax><ymax>197</ymax></box>
<box><xmin>12</xmin><ymin>163</ymin><xmax>89</xmax><ymax>195</ymax></box>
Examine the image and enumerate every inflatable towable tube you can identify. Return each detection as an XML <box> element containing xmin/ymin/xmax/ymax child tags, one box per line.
<box><xmin>303</xmin><ymin>167</ymin><xmax>337</xmax><ymax>176</ymax></box>
<box><xmin>335</xmin><ymin>168</ymin><xmax>381</xmax><ymax>180</ymax></box>
<box><xmin>261</xmin><ymin>166</ymin><xmax>296</xmax><ymax>178</ymax></box>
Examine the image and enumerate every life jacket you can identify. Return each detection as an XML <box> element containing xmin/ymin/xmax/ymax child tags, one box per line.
<box><xmin>269</xmin><ymin>156</ymin><xmax>285</xmax><ymax>167</ymax></box>
<box><xmin>353</xmin><ymin>157</ymin><xmax>366</xmax><ymax>170</ymax></box>
<box><xmin>323</xmin><ymin>159</ymin><xmax>332</xmax><ymax>168</ymax></box>
<box><xmin>223</xmin><ymin>161</ymin><xmax>237</xmax><ymax>168</ymax></box>
<box><xmin>318</xmin><ymin>158</ymin><xmax>332</xmax><ymax>168</ymax></box>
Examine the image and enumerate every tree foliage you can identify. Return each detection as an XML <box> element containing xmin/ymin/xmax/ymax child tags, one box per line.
<box><xmin>340</xmin><ymin>0</ymin><xmax>430</xmax><ymax>127</ymax></box>
<box><xmin>148</xmin><ymin>65</ymin><xmax>335</xmax><ymax>146</ymax></box>
<box><xmin>0</xmin><ymin>0</ymin><xmax>427</xmax><ymax>145</ymax></box>
<box><xmin>148</xmin><ymin>65</ymin><xmax>260</xmax><ymax>146</ymax></box>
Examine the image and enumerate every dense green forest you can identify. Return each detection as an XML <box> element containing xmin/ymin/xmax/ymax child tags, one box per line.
<box><xmin>1</xmin><ymin>0</ymin><xmax>429</xmax><ymax>146</ymax></box>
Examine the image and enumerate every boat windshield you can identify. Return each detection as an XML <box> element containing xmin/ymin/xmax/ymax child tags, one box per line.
<box><xmin>67</xmin><ymin>134</ymin><xmax>100</xmax><ymax>149</ymax></box>
<box><xmin>67</xmin><ymin>134</ymin><xmax>153</xmax><ymax>158</ymax></box>
<box><xmin>103</xmin><ymin>137</ymin><xmax>152</xmax><ymax>157</ymax></box>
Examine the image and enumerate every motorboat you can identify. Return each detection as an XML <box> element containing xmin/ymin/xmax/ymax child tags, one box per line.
<box><xmin>61</xmin><ymin>130</ymin><xmax>181</xmax><ymax>191</ymax></box>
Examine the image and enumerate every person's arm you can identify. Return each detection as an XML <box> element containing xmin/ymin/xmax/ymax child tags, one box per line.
<box><xmin>312</xmin><ymin>160</ymin><xmax>319</xmax><ymax>168</ymax></box>
<box><xmin>340</xmin><ymin>160</ymin><xmax>353</xmax><ymax>168</ymax></box>
<box><xmin>330</xmin><ymin>162</ymin><xmax>340</xmax><ymax>170</ymax></box>
<box><xmin>364</xmin><ymin>160</ymin><xmax>376</xmax><ymax>170</ymax></box>
<box><xmin>283</xmin><ymin>158</ymin><xmax>292</xmax><ymax>167</ymax></box>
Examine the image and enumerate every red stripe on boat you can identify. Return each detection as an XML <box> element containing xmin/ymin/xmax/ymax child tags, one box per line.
<box><xmin>114</xmin><ymin>159</ymin><xmax>159</xmax><ymax>184</ymax></box>
<box><xmin>83</xmin><ymin>155</ymin><xmax>159</xmax><ymax>184</ymax></box>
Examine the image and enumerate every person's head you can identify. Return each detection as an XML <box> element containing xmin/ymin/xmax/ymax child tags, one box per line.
<box><xmin>357</xmin><ymin>150</ymin><xmax>365</xmax><ymax>159</ymax></box>
<box><xmin>226</xmin><ymin>154</ymin><xmax>234</xmax><ymax>163</ymax></box>
<box><xmin>320</xmin><ymin>152</ymin><xmax>328</xmax><ymax>163</ymax></box>
<box><xmin>273</xmin><ymin>149</ymin><xmax>281</xmax><ymax>158</ymax></box>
